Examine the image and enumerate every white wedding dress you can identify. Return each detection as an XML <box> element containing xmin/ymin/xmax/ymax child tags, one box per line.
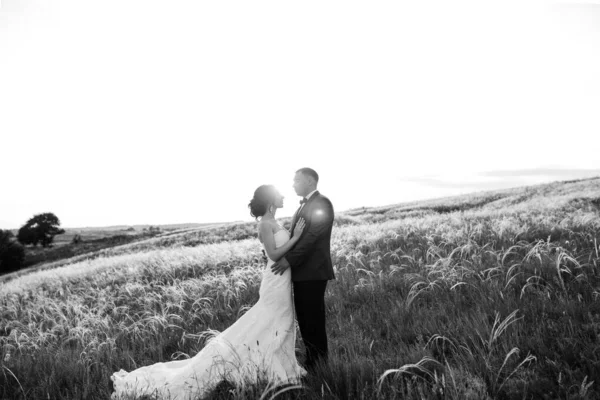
<box><xmin>111</xmin><ymin>229</ymin><xmax>306</xmax><ymax>399</ymax></box>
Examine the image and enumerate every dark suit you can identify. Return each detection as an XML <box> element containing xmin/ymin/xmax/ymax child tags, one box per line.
<box><xmin>283</xmin><ymin>191</ymin><xmax>335</xmax><ymax>368</ymax></box>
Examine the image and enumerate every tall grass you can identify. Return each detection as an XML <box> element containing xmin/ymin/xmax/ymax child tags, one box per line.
<box><xmin>1</xmin><ymin>177</ymin><xmax>599</xmax><ymax>399</ymax></box>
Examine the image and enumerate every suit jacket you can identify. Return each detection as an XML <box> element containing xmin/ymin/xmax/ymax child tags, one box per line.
<box><xmin>285</xmin><ymin>191</ymin><xmax>335</xmax><ymax>282</ymax></box>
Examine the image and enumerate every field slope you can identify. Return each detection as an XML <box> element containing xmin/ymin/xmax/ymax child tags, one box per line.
<box><xmin>1</xmin><ymin>177</ymin><xmax>600</xmax><ymax>399</ymax></box>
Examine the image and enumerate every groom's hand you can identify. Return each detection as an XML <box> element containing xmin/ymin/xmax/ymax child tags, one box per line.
<box><xmin>271</xmin><ymin>257</ymin><xmax>291</xmax><ymax>275</ymax></box>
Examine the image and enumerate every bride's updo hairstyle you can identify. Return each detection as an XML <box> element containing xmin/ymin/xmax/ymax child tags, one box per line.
<box><xmin>249</xmin><ymin>184</ymin><xmax>277</xmax><ymax>220</ymax></box>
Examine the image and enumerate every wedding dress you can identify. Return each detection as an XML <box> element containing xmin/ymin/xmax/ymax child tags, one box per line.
<box><xmin>111</xmin><ymin>229</ymin><xmax>306</xmax><ymax>399</ymax></box>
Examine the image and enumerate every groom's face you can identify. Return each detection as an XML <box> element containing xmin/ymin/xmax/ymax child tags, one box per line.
<box><xmin>293</xmin><ymin>172</ymin><xmax>310</xmax><ymax>197</ymax></box>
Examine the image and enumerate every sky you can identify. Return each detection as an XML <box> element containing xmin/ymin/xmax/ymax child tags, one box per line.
<box><xmin>1</xmin><ymin>0</ymin><xmax>599</xmax><ymax>229</ymax></box>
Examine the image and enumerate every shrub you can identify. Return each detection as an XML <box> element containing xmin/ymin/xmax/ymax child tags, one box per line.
<box><xmin>0</xmin><ymin>229</ymin><xmax>25</xmax><ymax>274</ymax></box>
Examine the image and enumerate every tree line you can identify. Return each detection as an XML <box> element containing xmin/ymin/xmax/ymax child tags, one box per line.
<box><xmin>0</xmin><ymin>212</ymin><xmax>65</xmax><ymax>275</ymax></box>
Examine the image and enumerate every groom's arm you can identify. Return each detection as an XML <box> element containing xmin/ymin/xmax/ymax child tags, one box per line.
<box><xmin>282</xmin><ymin>197</ymin><xmax>334</xmax><ymax>268</ymax></box>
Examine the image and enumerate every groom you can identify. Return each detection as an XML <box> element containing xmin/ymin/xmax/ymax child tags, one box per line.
<box><xmin>271</xmin><ymin>167</ymin><xmax>335</xmax><ymax>371</ymax></box>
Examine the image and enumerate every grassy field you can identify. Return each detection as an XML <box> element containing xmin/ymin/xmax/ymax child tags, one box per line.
<box><xmin>2</xmin><ymin>223</ymin><xmax>224</xmax><ymax>281</ymax></box>
<box><xmin>1</xmin><ymin>177</ymin><xmax>600</xmax><ymax>399</ymax></box>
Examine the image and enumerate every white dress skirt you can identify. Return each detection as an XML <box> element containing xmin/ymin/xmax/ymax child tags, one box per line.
<box><xmin>111</xmin><ymin>229</ymin><xmax>306</xmax><ymax>399</ymax></box>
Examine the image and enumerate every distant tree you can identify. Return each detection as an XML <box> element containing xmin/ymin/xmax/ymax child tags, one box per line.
<box><xmin>0</xmin><ymin>229</ymin><xmax>25</xmax><ymax>274</ymax></box>
<box><xmin>147</xmin><ymin>226</ymin><xmax>161</xmax><ymax>234</ymax></box>
<box><xmin>71</xmin><ymin>234</ymin><xmax>82</xmax><ymax>244</ymax></box>
<box><xmin>17</xmin><ymin>213</ymin><xmax>66</xmax><ymax>248</ymax></box>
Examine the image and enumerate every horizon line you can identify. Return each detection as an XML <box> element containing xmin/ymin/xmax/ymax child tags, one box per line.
<box><xmin>3</xmin><ymin>174</ymin><xmax>598</xmax><ymax>232</ymax></box>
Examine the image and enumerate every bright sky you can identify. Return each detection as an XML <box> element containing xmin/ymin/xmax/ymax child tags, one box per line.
<box><xmin>1</xmin><ymin>0</ymin><xmax>599</xmax><ymax>229</ymax></box>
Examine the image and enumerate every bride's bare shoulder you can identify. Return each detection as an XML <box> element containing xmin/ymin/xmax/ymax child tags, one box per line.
<box><xmin>257</xmin><ymin>219</ymin><xmax>275</xmax><ymax>242</ymax></box>
<box><xmin>257</xmin><ymin>219</ymin><xmax>276</xmax><ymax>230</ymax></box>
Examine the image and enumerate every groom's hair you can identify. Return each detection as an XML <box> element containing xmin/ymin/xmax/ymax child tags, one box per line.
<box><xmin>297</xmin><ymin>168</ymin><xmax>319</xmax><ymax>183</ymax></box>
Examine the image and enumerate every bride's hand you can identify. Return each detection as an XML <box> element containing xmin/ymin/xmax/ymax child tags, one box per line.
<box><xmin>293</xmin><ymin>218</ymin><xmax>306</xmax><ymax>237</ymax></box>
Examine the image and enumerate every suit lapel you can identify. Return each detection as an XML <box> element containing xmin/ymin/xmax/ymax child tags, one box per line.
<box><xmin>290</xmin><ymin>208</ymin><xmax>300</xmax><ymax>234</ymax></box>
<box><xmin>302</xmin><ymin>191</ymin><xmax>319</xmax><ymax>216</ymax></box>
<box><xmin>291</xmin><ymin>191</ymin><xmax>319</xmax><ymax>236</ymax></box>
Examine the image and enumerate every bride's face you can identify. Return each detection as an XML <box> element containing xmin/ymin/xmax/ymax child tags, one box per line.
<box><xmin>273</xmin><ymin>190</ymin><xmax>285</xmax><ymax>209</ymax></box>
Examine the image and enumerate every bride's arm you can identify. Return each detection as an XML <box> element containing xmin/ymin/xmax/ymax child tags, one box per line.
<box><xmin>258</xmin><ymin>219</ymin><xmax>305</xmax><ymax>262</ymax></box>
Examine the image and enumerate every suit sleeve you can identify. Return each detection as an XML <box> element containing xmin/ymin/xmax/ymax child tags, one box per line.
<box><xmin>284</xmin><ymin>197</ymin><xmax>334</xmax><ymax>268</ymax></box>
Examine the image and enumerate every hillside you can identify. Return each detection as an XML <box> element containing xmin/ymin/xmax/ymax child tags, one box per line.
<box><xmin>1</xmin><ymin>222</ymin><xmax>226</xmax><ymax>282</ymax></box>
<box><xmin>1</xmin><ymin>176</ymin><xmax>599</xmax><ymax>399</ymax></box>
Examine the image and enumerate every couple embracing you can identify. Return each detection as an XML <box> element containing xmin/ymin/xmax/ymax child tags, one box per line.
<box><xmin>111</xmin><ymin>168</ymin><xmax>335</xmax><ymax>399</ymax></box>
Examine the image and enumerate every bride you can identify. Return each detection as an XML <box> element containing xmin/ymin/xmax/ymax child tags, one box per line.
<box><xmin>111</xmin><ymin>185</ymin><xmax>307</xmax><ymax>399</ymax></box>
